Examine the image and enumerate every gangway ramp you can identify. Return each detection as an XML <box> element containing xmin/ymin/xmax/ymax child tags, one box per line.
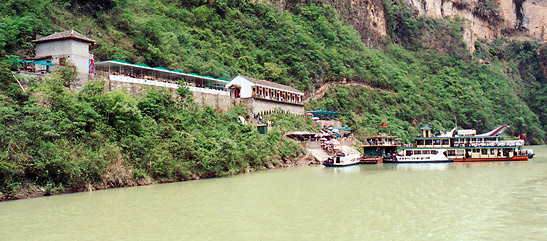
<box><xmin>307</xmin><ymin>148</ymin><xmax>330</xmax><ymax>162</ymax></box>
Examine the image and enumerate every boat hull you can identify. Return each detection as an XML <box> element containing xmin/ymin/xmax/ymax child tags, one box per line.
<box><xmin>384</xmin><ymin>159</ymin><xmax>453</xmax><ymax>164</ymax></box>
<box><xmin>453</xmin><ymin>156</ymin><xmax>528</xmax><ymax>162</ymax></box>
<box><xmin>322</xmin><ymin>161</ymin><xmax>360</xmax><ymax>167</ymax></box>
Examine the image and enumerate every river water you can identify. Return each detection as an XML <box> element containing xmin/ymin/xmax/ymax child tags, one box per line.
<box><xmin>1</xmin><ymin>146</ymin><xmax>546</xmax><ymax>240</ymax></box>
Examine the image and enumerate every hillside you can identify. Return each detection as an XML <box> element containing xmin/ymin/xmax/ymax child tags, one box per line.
<box><xmin>1</xmin><ymin>0</ymin><xmax>546</xmax><ymax>198</ymax></box>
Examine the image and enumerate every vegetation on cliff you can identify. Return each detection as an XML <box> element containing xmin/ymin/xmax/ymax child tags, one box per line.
<box><xmin>0</xmin><ymin>63</ymin><xmax>310</xmax><ymax>199</ymax></box>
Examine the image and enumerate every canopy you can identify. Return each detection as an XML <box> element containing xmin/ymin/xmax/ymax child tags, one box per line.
<box><xmin>306</xmin><ymin>110</ymin><xmax>339</xmax><ymax>115</ymax></box>
<box><xmin>95</xmin><ymin>60</ymin><xmax>229</xmax><ymax>89</ymax></box>
<box><xmin>8</xmin><ymin>58</ymin><xmax>54</xmax><ymax>66</ymax></box>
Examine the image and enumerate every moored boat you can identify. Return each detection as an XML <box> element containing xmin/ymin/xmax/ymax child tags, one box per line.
<box><xmin>400</xmin><ymin>125</ymin><xmax>530</xmax><ymax>163</ymax></box>
<box><xmin>357</xmin><ymin>134</ymin><xmax>401</xmax><ymax>163</ymax></box>
<box><xmin>389</xmin><ymin>149</ymin><xmax>452</xmax><ymax>163</ymax></box>
<box><xmin>322</xmin><ymin>146</ymin><xmax>361</xmax><ymax>167</ymax></box>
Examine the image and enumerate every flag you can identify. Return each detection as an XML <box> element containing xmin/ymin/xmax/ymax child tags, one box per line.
<box><xmin>381</xmin><ymin>122</ymin><xmax>387</xmax><ymax>128</ymax></box>
<box><xmin>89</xmin><ymin>59</ymin><xmax>95</xmax><ymax>74</ymax></box>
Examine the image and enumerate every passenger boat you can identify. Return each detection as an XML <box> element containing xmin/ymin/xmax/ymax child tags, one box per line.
<box><xmin>357</xmin><ymin>134</ymin><xmax>401</xmax><ymax>163</ymax></box>
<box><xmin>399</xmin><ymin>125</ymin><xmax>530</xmax><ymax>162</ymax></box>
<box><xmin>388</xmin><ymin>149</ymin><xmax>452</xmax><ymax>163</ymax></box>
<box><xmin>322</xmin><ymin>146</ymin><xmax>361</xmax><ymax>167</ymax></box>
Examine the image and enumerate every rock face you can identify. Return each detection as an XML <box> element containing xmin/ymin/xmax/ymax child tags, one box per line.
<box><xmin>406</xmin><ymin>0</ymin><xmax>547</xmax><ymax>52</ymax></box>
<box><xmin>257</xmin><ymin>0</ymin><xmax>546</xmax><ymax>52</ymax></box>
<box><xmin>256</xmin><ymin>0</ymin><xmax>388</xmax><ymax>48</ymax></box>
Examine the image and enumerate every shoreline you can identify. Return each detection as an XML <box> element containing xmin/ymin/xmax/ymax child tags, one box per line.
<box><xmin>0</xmin><ymin>154</ymin><xmax>318</xmax><ymax>202</ymax></box>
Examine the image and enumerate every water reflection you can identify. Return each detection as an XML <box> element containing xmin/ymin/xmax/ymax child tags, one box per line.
<box><xmin>387</xmin><ymin>163</ymin><xmax>450</xmax><ymax>171</ymax></box>
<box><xmin>323</xmin><ymin>165</ymin><xmax>361</xmax><ymax>173</ymax></box>
<box><xmin>0</xmin><ymin>146</ymin><xmax>545</xmax><ymax>240</ymax></box>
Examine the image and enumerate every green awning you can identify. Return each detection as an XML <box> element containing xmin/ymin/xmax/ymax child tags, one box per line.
<box><xmin>9</xmin><ymin>58</ymin><xmax>54</xmax><ymax>66</ymax></box>
<box><xmin>134</xmin><ymin>63</ymin><xmax>150</xmax><ymax>68</ymax></box>
<box><xmin>111</xmin><ymin>59</ymin><xmax>131</xmax><ymax>64</ymax></box>
<box><xmin>306</xmin><ymin>110</ymin><xmax>339</xmax><ymax>115</ymax></box>
<box><xmin>35</xmin><ymin>61</ymin><xmax>54</xmax><ymax>66</ymax></box>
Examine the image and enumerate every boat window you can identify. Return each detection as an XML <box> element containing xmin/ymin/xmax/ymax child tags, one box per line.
<box><xmin>425</xmin><ymin>140</ymin><xmax>432</xmax><ymax>145</ymax></box>
<box><xmin>423</xmin><ymin>150</ymin><xmax>431</xmax><ymax>155</ymax></box>
<box><xmin>490</xmin><ymin>149</ymin><xmax>495</xmax><ymax>155</ymax></box>
<box><xmin>447</xmin><ymin>150</ymin><xmax>455</xmax><ymax>156</ymax></box>
<box><xmin>416</xmin><ymin>140</ymin><xmax>424</xmax><ymax>146</ymax></box>
<box><xmin>457</xmin><ymin>150</ymin><xmax>465</xmax><ymax>156</ymax></box>
<box><xmin>472</xmin><ymin>149</ymin><xmax>480</xmax><ymax>153</ymax></box>
<box><xmin>442</xmin><ymin>139</ymin><xmax>449</xmax><ymax>145</ymax></box>
<box><xmin>433</xmin><ymin>139</ymin><xmax>441</xmax><ymax>145</ymax></box>
<box><xmin>414</xmin><ymin>150</ymin><xmax>422</xmax><ymax>155</ymax></box>
<box><xmin>406</xmin><ymin>150</ymin><xmax>412</xmax><ymax>156</ymax></box>
<box><xmin>481</xmin><ymin>149</ymin><xmax>487</xmax><ymax>155</ymax></box>
<box><xmin>431</xmin><ymin>150</ymin><xmax>438</xmax><ymax>155</ymax></box>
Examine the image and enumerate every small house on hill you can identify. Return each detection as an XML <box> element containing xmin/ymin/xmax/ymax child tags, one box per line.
<box><xmin>226</xmin><ymin>75</ymin><xmax>305</xmax><ymax>114</ymax></box>
<box><xmin>31</xmin><ymin>30</ymin><xmax>95</xmax><ymax>86</ymax></box>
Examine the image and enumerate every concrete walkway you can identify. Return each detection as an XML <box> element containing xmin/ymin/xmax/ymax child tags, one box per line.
<box><xmin>307</xmin><ymin>148</ymin><xmax>330</xmax><ymax>162</ymax></box>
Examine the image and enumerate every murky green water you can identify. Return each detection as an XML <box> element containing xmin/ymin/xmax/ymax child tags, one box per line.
<box><xmin>1</xmin><ymin>146</ymin><xmax>546</xmax><ymax>240</ymax></box>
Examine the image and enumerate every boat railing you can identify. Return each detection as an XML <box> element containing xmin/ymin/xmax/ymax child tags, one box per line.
<box><xmin>452</xmin><ymin>140</ymin><xmax>524</xmax><ymax>147</ymax></box>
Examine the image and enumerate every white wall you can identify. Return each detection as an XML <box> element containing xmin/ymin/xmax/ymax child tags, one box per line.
<box><xmin>227</xmin><ymin>76</ymin><xmax>254</xmax><ymax>98</ymax></box>
<box><xmin>36</xmin><ymin>39</ymin><xmax>93</xmax><ymax>86</ymax></box>
<box><xmin>36</xmin><ymin>39</ymin><xmax>72</xmax><ymax>57</ymax></box>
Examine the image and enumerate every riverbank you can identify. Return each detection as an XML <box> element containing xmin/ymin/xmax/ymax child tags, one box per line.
<box><xmin>0</xmin><ymin>68</ymin><xmax>321</xmax><ymax>202</ymax></box>
<box><xmin>0</xmin><ymin>153</ymin><xmax>318</xmax><ymax>202</ymax></box>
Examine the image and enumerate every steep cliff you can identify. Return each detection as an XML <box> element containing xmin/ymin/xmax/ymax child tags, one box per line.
<box><xmin>258</xmin><ymin>0</ymin><xmax>546</xmax><ymax>52</ymax></box>
<box><xmin>406</xmin><ymin>0</ymin><xmax>547</xmax><ymax>52</ymax></box>
<box><xmin>256</xmin><ymin>0</ymin><xmax>388</xmax><ymax>48</ymax></box>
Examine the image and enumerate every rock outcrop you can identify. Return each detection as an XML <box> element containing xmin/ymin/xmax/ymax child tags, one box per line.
<box><xmin>256</xmin><ymin>0</ymin><xmax>388</xmax><ymax>48</ymax></box>
<box><xmin>257</xmin><ymin>0</ymin><xmax>546</xmax><ymax>52</ymax></box>
<box><xmin>406</xmin><ymin>0</ymin><xmax>547</xmax><ymax>52</ymax></box>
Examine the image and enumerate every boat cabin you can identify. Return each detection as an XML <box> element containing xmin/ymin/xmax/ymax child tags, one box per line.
<box><xmin>358</xmin><ymin>135</ymin><xmax>400</xmax><ymax>157</ymax></box>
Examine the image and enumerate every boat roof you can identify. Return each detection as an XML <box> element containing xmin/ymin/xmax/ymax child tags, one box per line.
<box><xmin>363</xmin><ymin>136</ymin><xmax>399</xmax><ymax>139</ymax></box>
<box><xmin>413</xmin><ymin>135</ymin><xmax>510</xmax><ymax>140</ymax></box>
<box><xmin>357</xmin><ymin>144</ymin><xmax>400</xmax><ymax>148</ymax></box>
<box><xmin>401</xmin><ymin>146</ymin><xmax>519</xmax><ymax>150</ymax></box>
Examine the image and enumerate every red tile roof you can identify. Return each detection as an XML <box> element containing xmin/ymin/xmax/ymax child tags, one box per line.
<box><xmin>32</xmin><ymin>30</ymin><xmax>96</xmax><ymax>44</ymax></box>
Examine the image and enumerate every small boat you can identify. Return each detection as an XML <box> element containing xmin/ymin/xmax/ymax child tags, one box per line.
<box><xmin>323</xmin><ymin>146</ymin><xmax>361</xmax><ymax>167</ymax></box>
<box><xmin>388</xmin><ymin>149</ymin><xmax>452</xmax><ymax>163</ymax></box>
<box><xmin>523</xmin><ymin>149</ymin><xmax>535</xmax><ymax>159</ymax></box>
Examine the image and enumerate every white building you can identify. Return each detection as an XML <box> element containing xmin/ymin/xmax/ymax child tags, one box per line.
<box><xmin>226</xmin><ymin>75</ymin><xmax>305</xmax><ymax>114</ymax></box>
<box><xmin>31</xmin><ymin>30</ymin><xmax>95</xmax><ymax>87</ymax></box>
